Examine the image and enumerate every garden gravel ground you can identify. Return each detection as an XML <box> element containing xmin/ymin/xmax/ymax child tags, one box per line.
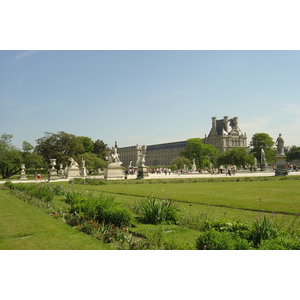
<box><xmin>0</xmin><ymin>170</ymin><xmax>299</xmax><ymax>184</ymax></box>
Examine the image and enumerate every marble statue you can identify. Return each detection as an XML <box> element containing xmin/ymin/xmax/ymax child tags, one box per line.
<box><xmin>104</xmin><ymin>146</ymin><xmax>123</xmax><ymax>180</ymax></box>
<box><xmin>69</xmin><ymin>157</ymin><xmax>79</xmax><ymax>168</ymax></box>
<box><xmin>106</xmin><ymin>147</ymin><xmax>122</xmax><ymax>165</ymax></box>
<box><xmin>276</xmin><ymin>133</ymin><xmax>285</xmax><ymax>156</ymax></box>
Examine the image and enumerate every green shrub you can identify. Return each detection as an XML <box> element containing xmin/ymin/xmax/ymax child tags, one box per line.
<box><xmin>203</xmin><ymin>220</ymin><xmax>251</xmax><ymax>239</ymax></box>
<box><xmin>258</xmin><ymin>236</ymin><xmax>300</xmax><ymax>250</ymax></box>
<box><xmin>64</xmin><ymin>192</ymin><xmax>131</xmax><ymax>227</ymax></box>
<box><xmin>71</xmin><ymin>178</ymin><xmax>107</xmax><ymax>185</ymax></box>
<box><xmin>195</xmin><ymin>229</ymin><xmax>250</xmax><ymax>250</ymax></box>
<box><xmin>140</xmin><ymin>198</ymin><xmax>180</xmax><ymax>225</ymax></box>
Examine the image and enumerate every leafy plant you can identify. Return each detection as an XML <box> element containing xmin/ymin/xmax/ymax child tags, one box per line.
<box><xmin>139</xmin><ymin>198</ymin><xmax>180</xmax><ymax>225</ymax></box>
<box><xmin>249</xmin><ymin>215</ymin><xmax>278</xmax><ymax>246</ymax></box>
<box><xmin>258</xmin><ymin>236</ymin><xmax>300</xmax><ymax>250</ymax></box>
<box><xmin>64</xmin><ymin>192</ymin><xmax>132</xmax><ymax>227</ymax></box>
<box><xmin>195</xmin><ymin>229</ymin><xmax>250</xmax><ymax>250</ymax></box>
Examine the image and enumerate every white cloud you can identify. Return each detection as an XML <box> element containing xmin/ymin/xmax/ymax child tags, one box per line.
<box><xmin>13</xmin><ymin>50</ymin><xmax>38</xmax><ymax>61</ymax></box>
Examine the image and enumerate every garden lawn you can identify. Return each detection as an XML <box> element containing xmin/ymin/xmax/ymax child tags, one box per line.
<box><xmin>68</xmin><ymin>180</ymin><xmax>300</xmax><ymax>215</ymax></box>
<box><xmin>0</xmin><ymin>190</ymin><xmax>112</xmax><ymax>250</ymax></box>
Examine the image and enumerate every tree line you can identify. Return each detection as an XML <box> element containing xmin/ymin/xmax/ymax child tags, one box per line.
<box><xmin>1</xmin><ymin>131</ymin><xmax>299</xmax><ymax>178</ymax></box>
<box><xmin>171</xmin><ymin>134</ymin><xmax>300</xmax><ymax>170</ymax></box>
<box><xmin>0</xmin><ymin>132</ymin><xmax>109</xmax><ymax>178</ymax></box>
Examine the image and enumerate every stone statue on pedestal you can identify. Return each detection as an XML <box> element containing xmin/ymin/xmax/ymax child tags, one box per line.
<box><xmin>104</xmin><ymin>146</ymin><xmax>123</xmax><ymax>180</ymax></box>
<box><xmin>276</xmin><ymin>133</ymin><xmax>285</xmax><ymax>156</ymax></box>
<box><xmin>275</xmin><ymin>133</ymin><xmax>287</xmax><ymax>176</ymax></box>
<box><xmin>137</xmin><ymin>145</ymin><xmax>149</xmax><ymax>179</ymax></box>
<box><xmin>67</xmin><ymin>157</ymin><xmax>80</xmax><ymax>178</ymax></box>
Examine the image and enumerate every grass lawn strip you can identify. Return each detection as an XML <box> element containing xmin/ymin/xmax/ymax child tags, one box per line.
<box><xmin>0</xmin><ymin>190</ymin><xmax>112</xmax><ymax>250</ymax></box>
<box><xmin>67</xmin><ymin>180</ymin><xmax>300</xmax><ymax>215</ymax></box>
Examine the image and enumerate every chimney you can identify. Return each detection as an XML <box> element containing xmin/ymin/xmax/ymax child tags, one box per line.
<box><xmin>212</xmin><ymin>117</ymin><xmax>217</xmax><ymax>130</ymax></box>
<box><xmin>233</xmin><ymin>117</ymin><xmax>238</xmax><ymax>130</ymax></box>
<box><xmin>223</xmin><ymin>116</ymin><xmax>229</xmax><ymax>132</ymax></box>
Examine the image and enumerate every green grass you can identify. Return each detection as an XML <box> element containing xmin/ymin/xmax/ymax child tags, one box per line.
<box><xmin>0</xmin><ymin>190</ymin><xmax>112</xmax><ymax>250</ymax></box>
<box><xmin>67</xmin><ymin>179</ymin><xmax>300</xmax><ymax>215</ymax></box>
<box><xmin>2</xmin><ymin>177</ymin><xmax>300</xmax><ymax>249</ymax></box>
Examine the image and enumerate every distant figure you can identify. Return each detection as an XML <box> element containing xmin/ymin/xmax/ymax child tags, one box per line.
<box><xmin>276</xmin><ymin>133</ymin><xmax>285</xmax><ymax>156</ymax></box>
<box><xmin>35</xmin><ymin>172</ymin><xmax>41</xmax><ymax>181</ymax></box>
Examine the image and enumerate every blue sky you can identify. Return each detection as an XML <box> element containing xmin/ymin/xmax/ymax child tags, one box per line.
<box><xmin>1</xmin><ymin>50</ymin><xmax>300</xmax><ymax>149</ymax></box>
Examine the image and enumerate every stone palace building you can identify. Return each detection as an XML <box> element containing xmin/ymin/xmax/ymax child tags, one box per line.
<box><xmin>117</xmin><ymin>116</ymin><xmax>247</xmax><ymax>167</ymax></box>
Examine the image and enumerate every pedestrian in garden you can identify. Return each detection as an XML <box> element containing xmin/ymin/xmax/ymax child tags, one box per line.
<box><xmin>36</xmin><ymin>172</ymin><xmax>41</xmax><ymax>181</ymax></box>
<box><xmin>226</xmin><ymin>165</ymin><xmax>232</xmax><ymax>176</ymax></box>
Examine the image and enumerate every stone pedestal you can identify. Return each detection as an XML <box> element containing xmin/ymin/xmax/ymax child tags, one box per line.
<box><xmin>275</xmin><ymin>155</ymin><xmax>288</xmax><ymax>176</ymax></box>
<box><xmin>19</xmin><ymin>164</ymin><xmax>27</xmax><ymax>180</ymax></box>
<box><xmin>58</xmin><ymin>164</ymin><xmax>64</xmax><ymax>178</ymax></box>
<box><xmin>104</xmin><ymin>164</ymin><xmax>124</xmax><ymax>180</ymax></box>
<box><xmin>81</xmin><ymin>167</ymin><xmax>87</xmax><ymax>177</ymax></box>
<box><xmin>49</xmin><ymin>159</ymin><xmax>58</xmax><ymax>180</ymax></box>
<box><xmin>136</xmin><ymin>166</ymin><xmax>149</xmax><ymax>180</ymax></box>
<box><xmin>49</xmin><ymin>168</ymin><xmax>58</xmax><ymax>180</ymax></box>
<box><xmin>67</xmin><ymin>168</ymin><xmax>80</xmax><ymax>178</ymax></box>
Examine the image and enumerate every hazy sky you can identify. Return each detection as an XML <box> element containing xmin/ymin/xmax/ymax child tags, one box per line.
<box><xmin>1</xmin><ymin>50</ymin><xmax>299</xmax><ymax>149</ymax></box>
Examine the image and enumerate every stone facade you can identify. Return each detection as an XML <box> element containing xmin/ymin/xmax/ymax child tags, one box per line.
<box><xmin>203</xmin><ymin>116</ymin><xmax>247</xmax><ymax>153</ymax></box>
<box><xmin>118</xmin><ymin>141</ymin><xmax>187</xmax><ymax>167</ymax></box>
<box><xmin>118</xmin><ymin>116</ymin><xmax>247</xmax><ymax>167</ymax></box>
<box><xmin>145</xmin><ymin>141</ymin><xmax>187</xmax><ymax>167</ymax></box>
<box><xmin>116</xmin><ymin>144</ymin><xmax>144</xmax><ymax>168</ymax></box>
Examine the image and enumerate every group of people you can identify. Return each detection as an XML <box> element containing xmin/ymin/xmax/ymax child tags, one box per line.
<box><xmin>286</xmin><ymin>163</ymin><xmax>299</xmax><ymax>172</ymax></box>
<box><xmin>208</xmin><ymin>165</ymin><xmax>237</xmax><ymax>176</ymax></box>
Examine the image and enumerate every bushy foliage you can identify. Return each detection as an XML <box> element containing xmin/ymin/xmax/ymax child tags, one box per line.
<box><xmin>203</xmin><ymin>220</ymin><xmax>251</xmax><ymax>239</ymax></box>
<box><xmin>71</xmin><ymin>178</ymin><xmax>107</xmax><ymax>185</ymax></box>
<box><xmin>4</xmin><ymin>181</ymin><xmax>62</xmax><ymax>202</ymax></box>
<box><xmin>249</xmin><ymin>215</ymin><xmax>279</xmax><ymax>246</ymax></box>
<box><xmin>258</xmin><ymin>236</ymin><xmax>300</xmax><ymax>250</ymax></box>
<box><xmin>195</xmin><ymin>229</ymin><xmax>250</xmax><ymax>250</ymax></box>
<box><xmin>195</xmin><ymin>214</ymin><xmax>300</xmax><ymax>250</ymax></box>
<box><xmin>138</xmin><ymin>198</ymin><xmax>180</xmax><ymax>225</ymax></box>
<box><xmin>64</xmin><ymin>191</ymin><xmax>131</xmax><ymax>227</ymax></box>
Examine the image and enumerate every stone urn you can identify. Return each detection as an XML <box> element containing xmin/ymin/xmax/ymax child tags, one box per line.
<box><xmin>50</xmin><ymin>159</ymin><xmax>57</xmax><ymax>169</ymax></box>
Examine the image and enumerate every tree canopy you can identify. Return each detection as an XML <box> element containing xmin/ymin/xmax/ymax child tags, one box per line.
<box><xmin>217</xmin><ymin>147</ymin><xmax>254</xmax><ymax>167</ymax></box>
<box><xmin>249</xmin><ymin>133</ymin><xmax>275</xmax><ymax>164</ymax></box>
<box><xmin>180</xmin><ymin>138</ymin><xmax>218</xmax><ymax>168</ymax></box>
<box><xmin>0</xmin><ymin>134</ymin><xmax>23</xmax><ymax>178</ymax></box>
<box><xmin>170</xmin><ymin>157</ymin><xmax>192</xmax><ymax>170</ymax></box>
<box><xmin>286</xmin><ymin>145</ymin><xmax>300</xmax><ymax>162</ymax></box>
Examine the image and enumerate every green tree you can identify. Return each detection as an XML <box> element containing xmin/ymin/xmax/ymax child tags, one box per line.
<box><xmin>80</xmin><ymin>153</ymin><xmax>108</xmax><ymax>172</ymax></box>
<box><xmin>286</xmin><ymin>145</ymin><xmax>300</xmax><ymax>162</ymax></box>
<box><xmin>217</xmin><ymin>148</ymin><xmax>254</xmax><ymax>167</ymax></box>
<box><xmin>180</xmin><ymin>138</ymin><xmax>218</xmax><ymax>169</ymax></box>
<box><xmin>22</xmin><ymin>141</ymin><xmax>35</xmax><ymax>153</ymax></box>
<box><xmin>249</xmin><ymin>133</ymin><xmax>275</xmax><ymax>164</ymax></box>
<box><xmin>35</xmin><ymin>131</ymin><xmax>85</xmax><ymax>166</ymax></box>
<box><xmin>170</xmin><ymin>157</ymin><xmax>192</xmax><ymax>170</ymax></box>
<box><xmin>93</xmin><ymin>139</ymin><xmax>109</xmax><ymax>160</ymax></box>
<box><xmin>22</xmin><ymin>141</ymin><xmax>44</xmax><ymax>169</ymax></box>
<box><xmin>0</xmin><ymin>134</ymin><xmax>22</xmax><ymax>178</ymax></box>
<box><xmin>77</xmin><ymin>136</ymin><xmax>94</xmax><ymax>153</ymax></box>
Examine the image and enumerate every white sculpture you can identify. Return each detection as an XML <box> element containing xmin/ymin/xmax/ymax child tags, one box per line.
<box><xmin>69</xmin><ymin>157</ymin><xmax>79</xmax><ymax>168</ymax></box>
<box><xmin>104</xmin><ymin>146</ymin><xmax>123</xmax><ymax>180</ymax></box>
<box><xmin>276</xmin><ymin>133</ymin><xmax>285</xmax><ymax>156</ymax></box>
<box><xmin>106</xmin><ymin>147</ymin><xmax>122</xmax><ymax>166</ymax></box>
